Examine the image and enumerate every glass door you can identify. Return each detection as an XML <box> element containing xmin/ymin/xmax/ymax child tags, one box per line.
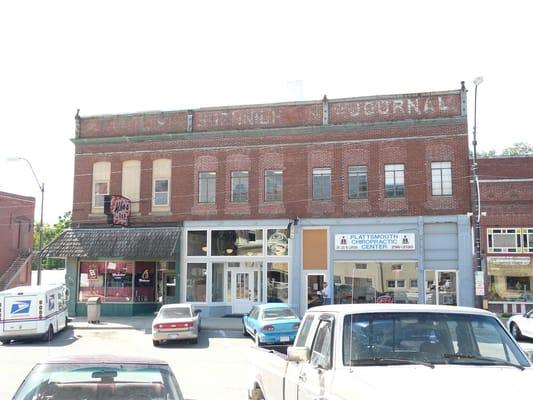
<box><xmin>231</xmin><ymin>263</ymin><xmax>263</xmax><ymax>314</ymax></box>
<box><xmin>306</xmin><ymin>274</ymin><xmax>325</xmax><ymax>309</ymax></box>
<box><xmin>425</xmin><ymin>270</ymin><xmax>457</xmax><ymax>305</ymax></box>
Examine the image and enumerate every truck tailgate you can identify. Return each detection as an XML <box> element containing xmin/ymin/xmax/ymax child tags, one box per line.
<box><xmin>251</xmin><ymin>345</ymin><xmax>289</xmax><ymax>400</ymax></box>
<box><xmin>2</xmin><ymin>295</ymin><xmax>38</xmax><ymax>332</ymax></box>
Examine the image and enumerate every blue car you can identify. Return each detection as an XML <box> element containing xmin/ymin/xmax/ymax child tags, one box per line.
<box><xmin>242</xmin><ymin>303</ymin><xmax>301</xmax><ymax>346</ymax></box>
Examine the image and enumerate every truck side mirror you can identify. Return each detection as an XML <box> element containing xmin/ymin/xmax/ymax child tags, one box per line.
<box><xmin>287</xmin><ymin>346</ymin><xmax>310</xmax><ymax>363</ymax></box>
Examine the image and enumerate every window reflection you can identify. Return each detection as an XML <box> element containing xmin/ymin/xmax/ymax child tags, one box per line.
<box><xmin>211</xmin><ymin>230</ymin><xmax>263</xmax><ymax>256</ymax></box>
<box><xmin>333</xmin><ymin>261</ymin><xmax>418</xmax><ymax>304</ymax></box>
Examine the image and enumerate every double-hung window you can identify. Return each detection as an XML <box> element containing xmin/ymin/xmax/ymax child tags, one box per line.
<box><xmin>199</xmin><ymin>172</ymin><xmax>216</xmax><ymax>203</ymax></box>
<box><xmin>265</xmin><ymin>170</ymin><xmax>283</xmax><ymax>202</ymax></box>
<box><xmin>152</xmin><ymin>159</ymin><xmax>171</xmax><ymax>210</ymax></box>
<box><xmin>431</xmin><ymin>162</ymin><xmax>452</xmax><ymax>196</ymax></box>
<box><xmin>231</xmin><ymin>171</ymin><xmax>249</xmax><ymax>202</ymax></box>
<box><xmin>92</xmin><ymin>161</ymin><xmax>110</xmax><ymax>213</ymax></box>
<box><xmin>348</xmin><ymin>165</ymin><xmax>368</xmax><ymax>199</ymax></box>
<box><xmin>385</xmin><ymin>164</ymin><xmax>405</xmax><ymax>197</ymax></box>
<box><xmin>313</xmin><ymin>167</ymin><xmax>332</xmax><ymax>200</ymax></box>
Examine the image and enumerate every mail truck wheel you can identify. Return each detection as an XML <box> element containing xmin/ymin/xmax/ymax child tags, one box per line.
<box><xmin>43</xmin><ymin>325</ymin><xmax>54</xmax><ymax>342</ymax></box>
<box><xmin>250</xmin><ymin>387</ymin><xmax>265</xmax><ymax>400</ymax></box>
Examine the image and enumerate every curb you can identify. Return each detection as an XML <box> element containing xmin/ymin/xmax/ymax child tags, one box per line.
<box><xmin>70</xmin><ymin>325</ymin><xmax>242</xmax><ymax>332</ymax></box>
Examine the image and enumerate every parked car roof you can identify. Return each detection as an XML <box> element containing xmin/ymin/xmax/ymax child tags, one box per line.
<box><xmin>305</xmin><ymin>303</ymin><xmax>496</xmax><ymax>316</ymax></box>
<box><xmin>38</xmin><ymin>354</ymin><xmax>169</xmax><ymax>365</ymax></box>
<box><xmin>256</xmin><ymin>303</ymin><xmax>293</xmax><ymax>310</ymax></box>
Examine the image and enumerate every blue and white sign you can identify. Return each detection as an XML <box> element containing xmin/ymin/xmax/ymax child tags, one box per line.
<box><xmin>335</xmin><ymin>233</ymin><xmax>416</xmax><ymax>251</ymax></box>
<box><xmin>10</xmin><ymin>300</ymin><xmax>32</xmax><ymax>315</ymax></box>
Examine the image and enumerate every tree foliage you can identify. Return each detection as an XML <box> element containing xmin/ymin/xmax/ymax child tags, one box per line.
<box><xmin>33</xmin><ymin>211</ymin><xmax>71</xmax><ymax>269</ymax></box>
<box><xmin>477</xmin><ymin>142</ymin><xmax>533</xmax><ymax>158</ymax></box>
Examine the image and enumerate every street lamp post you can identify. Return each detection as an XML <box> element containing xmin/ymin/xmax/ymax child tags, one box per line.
<box><xmin>471</xmin><ymin>77</ymin><xmax>483</xmax><ymax>307</ymax></box>
<box><xmin>7</xmin><ymin>157</ymin><xmax>45</xmax><ymax>286</ymax></box>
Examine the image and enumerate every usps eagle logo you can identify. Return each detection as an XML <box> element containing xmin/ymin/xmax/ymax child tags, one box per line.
<box><xmin>11</xmin><ymin>300</ymin><xmax>31</xmax><ymax>315</ymax></box>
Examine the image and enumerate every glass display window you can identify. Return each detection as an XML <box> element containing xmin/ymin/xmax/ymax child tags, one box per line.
<box><xmin>135</xmin><ymin>262</ymin><xmax>156</xmax><ymax>302</ymax></box>
<box><xmin>186</xmin><ymin>263</ymin><xmax>207</xmax><ymax>302</ymax></box>
<box><xmin>104</xmin><ymin>262</ymin><xmax>133</xmax><ymax>302</ymax></box>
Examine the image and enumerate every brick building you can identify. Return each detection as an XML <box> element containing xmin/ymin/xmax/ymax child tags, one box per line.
<box><xmin>0</xmin><ymin>191</ymin><xmax>35</xmax><ymax>290</ymax></box>
<box><xmin>44</xmin><ymin>85</ymin><xmax>475</xmax><ymax>316</ymax></box>
<box><xmin>477</xmin><ymin>156</ymin><xmax>533</xmax><ymax>315</ymax></box>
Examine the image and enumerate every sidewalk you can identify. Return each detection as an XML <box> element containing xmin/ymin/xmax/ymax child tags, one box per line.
<box><xmin>69</xmin><ymin>315</ymin><xmax>243</xmax><ymax>331</ymax></box>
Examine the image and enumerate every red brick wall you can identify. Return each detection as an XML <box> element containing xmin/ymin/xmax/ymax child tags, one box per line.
<box><xmin>0</xmin><ymin>192</ymin><xmax>35</xmax><ymax>275</ymax></box>
<box><xmin>478</xmin><ymin>157</ymin><xmax>533</xmax><ymax>252</ymax></box>
<box><xmin>71</xmin><ymin>90</ymin><xmax>470</xmax><ymax>226</ymax></box>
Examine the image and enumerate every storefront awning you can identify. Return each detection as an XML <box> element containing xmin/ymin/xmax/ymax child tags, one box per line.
<box><xmin>41</xmin><ymin>228</ymin><xmax>181</xmax><ymax>259</ymax></box>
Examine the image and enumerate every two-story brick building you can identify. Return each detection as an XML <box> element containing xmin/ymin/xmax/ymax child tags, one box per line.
<box><xmin>43</xmin><ymin>85</ymin><xmax>475</xmax><ymax>317</ymax></box>
<box><xmin>0</xmin><ymin>191</ymin><xmax>35</xmax><ymax>290</ymax></box>
<box><xmin>478</xmin><ymin>156</ymin><xmax>533</xmax><ymax>315</ymax></box>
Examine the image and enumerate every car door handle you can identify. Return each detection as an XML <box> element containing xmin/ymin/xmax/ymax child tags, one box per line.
<box><xmin>299</xmin><ymin>373</ymin><xmax>307</xmax><ymax>382</ymax></box>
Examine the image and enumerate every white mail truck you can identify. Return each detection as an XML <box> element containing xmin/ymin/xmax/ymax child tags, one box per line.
<box><xmin>0</xmin><ymin>283</ymin><xmax>69</xmax><ymax>344</ymax></box>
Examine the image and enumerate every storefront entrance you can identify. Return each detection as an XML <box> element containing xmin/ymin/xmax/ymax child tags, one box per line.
<box><xmin>232</xmin><ymin>266</ymin><xmax>263</xmax><ymax>314</ymax></box>
<box><xmin>425</xmin><ymin>270</ymin><xmax>458</xmax><ymax>305</ymax></box>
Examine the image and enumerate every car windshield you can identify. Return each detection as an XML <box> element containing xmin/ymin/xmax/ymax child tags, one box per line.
<box><xmin>263</xmin><ymin>307</ymin><xmax>297</xmax><ymax>320</ymax></box>
<box><xmin>13</xmin><ymin>363</ymin><xmax>184</xmax><ymax>400</ymax></box>
<box><xmin>344</xmin><ymin>312</ymin><xmax>530</xmax><ymax>368</ymax></box>
<box><xmin>160</xmin><ymin>307</ymin><xmax>192</xmax><ymax>319</ymax></box>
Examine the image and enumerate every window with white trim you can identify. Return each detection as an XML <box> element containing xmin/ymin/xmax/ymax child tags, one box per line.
<box><xmin>431</xmin><ymin>161</ymin><xmax>452</xmax><ymax>196</ymax></box>
<box><xmin>92</xmin><ymin>161</ymin><xmax>110</xmax><ymax>212</ymax></box>
<box><xmin>264</xmin><ymin>170</ymin><xmax>283</xmax><ymax>202</ymax></box>
<box><xmin>348</xmin><ymin>165</ymin><xmax>368</xmax><ymax>199</ymax></box>
<box><xmin>199</xmin><ymin>172</ymin><xmax>216</xmax><ymax>203</ymax></box>
<box><xmin>487</xmin><ymin>228</ymin><xmax>522</xmax><ymax>253</ymax></box>
<box><xmin>385</xmin><ymin>164</ymin><xmax>405</xmax><ymax>197</ymax></box>
<box><xmin>313</xmin><ymin>167</ymin><xmax>331</xmax><ymax>200</ymax></box>
<box><xmin>152</xmin><ymin>159</ymin><xmax>171</xmax><ymax>210</ymax></box>
<box><xmin>231</xmin><ymin>171</ymin><xmax>249</xmax><ymax>202</ymax></box>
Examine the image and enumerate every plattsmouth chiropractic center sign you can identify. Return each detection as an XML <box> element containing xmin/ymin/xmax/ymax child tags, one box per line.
<box><xmin>335</xmin><ymin>233</ymin><xmax>416</xmax><ymax>251</ymax></box>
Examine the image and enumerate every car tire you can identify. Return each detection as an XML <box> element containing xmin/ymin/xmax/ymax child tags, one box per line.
<box><xmin>152</xmin><ymin>340</ymin><xmax>161</xmax><ymax>347</ymax></box>
<box><xmin>510</xmin><ymin>322</ymin><xmax>523</xmax><ymax>340</ymax></box>
<box><xmin>43</xmin><ymin>325</ymin><xmax>54</xmax><ymax>342</ymax></box>
<box><xmin>0</xmin><ymin>339</ymin><xmax>11</xmax><ymax>345</ymax></box>
<box><xmin>254</xmin><ymin>331</ymin><xmax>262</xmax><ymax>347</ymax></box>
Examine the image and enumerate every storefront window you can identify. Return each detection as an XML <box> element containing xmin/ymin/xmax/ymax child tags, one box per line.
<box><xmin>333</xmin><ymin>261</ymin><xmax>418</xmax><ymax>304</ymax></box>
<box><xmin>211</xmin><ymin>230</ymin><xmax>263</xmax><ymax>256</ymax></box>
<box><xmin>104</xmin><ymin>262</ymin><xmax>133</xmax><ymax>302</ymax></box>
<box><xmin>212</xmin><ymin>263</ymin><xmax>224</xmax><ymax>302</ymax></box>
<box><xmin>187</xmin><ymin>263</ymin><xmax>206</xmax><ymax>302</ymax></box>
<box><xmin>267</xmin><ymin>263</ymin><xmax>289</xmax><ymax>303</ymax></box>
<box><xmin>488</xmin><ymin>257</ymin><xmax>533</xmax><ymax>301</ymax></box>
<box><xmin>135</xmin><ymin>262</ymin><xmax>156</xmax><ymax>302</ymax></box>
<box><xmin>79</xmin><ymin>262</ymin><xmax>106</xmax><ymax>301</ymax></box>
<box><xmin>267</xmin><ymin>229</ymin><xmax>289</xmax><ymax>256</ymax></box>
<box><xmin>187</xmin><ymin>230</ymin><xmax>208</xmax><ymax>256</ymax></box>
<box><xmin>425</xmin><ymin>271</ymin><xmax>457</xmax><ymax>305</ymax></box>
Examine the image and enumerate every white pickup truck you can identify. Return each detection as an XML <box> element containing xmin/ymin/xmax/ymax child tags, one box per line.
<box><xmin>249</xmin><ymin>304</ymin><xmax>533</xmax><ymax>400</ymax></box>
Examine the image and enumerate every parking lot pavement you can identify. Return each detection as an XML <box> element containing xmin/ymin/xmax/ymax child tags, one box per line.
<box><xmin>0</xmin><ymin>326</ymin><xmax>255</xmax><ymax>400</ymax></box>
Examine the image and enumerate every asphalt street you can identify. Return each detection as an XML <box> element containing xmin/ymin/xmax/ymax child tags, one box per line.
<box><xmin>0</xmin><ymin>326</ymin><xmax>255</xmax><ymax>400</ymax></box>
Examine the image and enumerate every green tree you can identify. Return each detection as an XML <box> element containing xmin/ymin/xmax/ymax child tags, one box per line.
<box><xmin>501</xmin><ymin>142</ymin><xmax>533</xmax><ymax>156</ymax></box>
<box><xmin>33</xmin><ymin>211</ymin><xmax>72</xmax><ymax>269</ymax></box>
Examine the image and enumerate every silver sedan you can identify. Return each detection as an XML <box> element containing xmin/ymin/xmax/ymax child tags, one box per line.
<box><xmin>152</xmin><ymin>303</ymin><xmax>201</xmax><ymax>346</ymax></box>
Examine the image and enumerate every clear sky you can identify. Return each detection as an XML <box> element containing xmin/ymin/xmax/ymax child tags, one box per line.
<box><xmin>0</xmin><ymin>0</ymin><xmax>531</xmax><ymax>224</ymax></box>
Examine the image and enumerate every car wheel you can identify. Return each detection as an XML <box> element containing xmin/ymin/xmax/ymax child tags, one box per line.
<box><xmin>43</xmin><ymin>325</ymin><xmax>54</xmax><ymax>342</ymax></box>
<box><xmin>254</xmin><ymin>331</ymin><xmax>262</xmax><ymax>347</ymax></box>
<box><xmin>152</xmin><ymin>339</ymin><xmax>161</xmax><ymax>347</ymax></box>
<box><xmin>191</xmin><ymin>337</ymin><xmax>198</xmax><ymax>345</ymax></box>
<box><xmin>0</xmin><ymin>339</ymin><xmax>11</xmax><ymax>345</ymax></box>
<box><xmin>511</xmin><ymin>322</ymin><xmax>523</xmax><ymax>340</ymax></box>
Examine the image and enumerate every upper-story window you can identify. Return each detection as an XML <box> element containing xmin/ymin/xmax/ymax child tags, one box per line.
<box><xmin>385</xmin><ymin>164</ymin><xmax>405</xmax><ymax>198</ymax></box>
<box><xmin>313</xmin><ymin>167</ymin><xmax>331</xmax><ymax>200</ymax></box>
<box><xmin>231</xmin><ymin>171</ymin><xmax>249</xmax><ymax>202</ymax></box>
<box><xmin>487</xmin><ymin>228</ymin><xmax>522</xmax><ymax>253</ymax></box>
<box><xmin>265</xmin><ymin>170</ymin><xmax>283</xmax><ymax>202</ymax></box>
<box><xmin>92</xmin><ymin>161</ymin><xmax>110</xmax><ymax>213</ymax></box>
<box><xmin>152</xmin><ymin>159</ymin><xmax>171</xmax><ymax>210</ymax></box>
<box><xmin>431</xmin><ymin>161</ymin><xmax>452</xmax><ymax>196</ymax></box>
<box><xmin>348</xmin><ymin>165</ymin><xmax>368</xmax><ymax>199</ymax></box>
<box><xmin>122</xmin><ymin>160</ymin><xmax>141</xmax><ymax>213</ymax></box>
<box><xmin>199</xmin><ymin>172</ymin><xmax>216</xmax><ymax>203</ymax></box>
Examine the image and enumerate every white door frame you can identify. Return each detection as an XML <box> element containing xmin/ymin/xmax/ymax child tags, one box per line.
<box><xmin>232</xmin><ymin>267</ymin><xmax>263</xmax><ymax>314</ymax></box>
<box><xmin>424</xmin><ymin>269</ymin><xmax>459</xmax><ymax>305</ymax></box>
<box><xmin>301</xmin><ymin>271</ymin><xmax>327</xmax><ymax>312</ymax></box>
